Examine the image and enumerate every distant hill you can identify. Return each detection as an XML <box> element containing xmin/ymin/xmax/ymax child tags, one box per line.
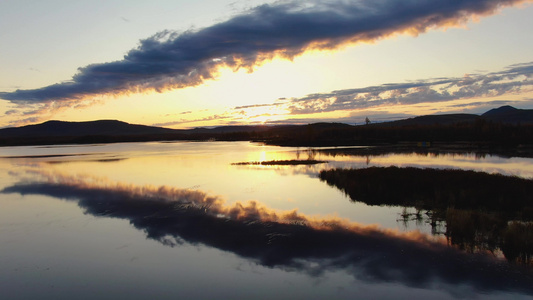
<box><xmin>481</xmin><ymin>105</ymin><xmax>533</xmax><ymax>124</ymax></box>
<box><xmin>374</xmin><ymin>106</ymin><xmax>533</xmax><ymax>127</ymax></box>
<box><xmin>0</xmin><ymin>119</ymin><xmax>278</xmax><ymax>146</ymax></box>
<box><xmin>188</xmin><ymin>125</ymin><xmax>273</xmax><ymax>134</ymax></box>
<box><xmin>376</xmin><ymin>114</ymin><xmax>479</xmax><ymax>127</ymax></box>
<box><xmin>0</xmin><ymin>106</ymin><xmax>532</xmax><ymax>147</ymax></box>
<box><xmin>0</xmin><ymin>120</ymin><xmax>181</xmax><ymax>138</ymax></box>
<box><xmin>0</xmin><ymin>120</ymin><xmax>345</xmax><ymax>139</ymax></box>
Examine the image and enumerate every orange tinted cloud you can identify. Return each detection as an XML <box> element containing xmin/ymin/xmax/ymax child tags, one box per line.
<box><xmin>1</xmin><ymin>0</ymin><xmax>529</xmax><ymax>105</ymax></box>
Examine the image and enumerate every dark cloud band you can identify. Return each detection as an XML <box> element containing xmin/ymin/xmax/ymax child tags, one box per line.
<box><xmin>0</xmin><ymin>0</ymin><xmax>527</xmax><ymax>103</ymax></box>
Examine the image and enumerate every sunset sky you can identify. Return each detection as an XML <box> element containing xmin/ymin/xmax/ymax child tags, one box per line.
<box><xmin>1</xmin><ymin>0</ymin><xmax>532</xmax><ymax>129</ymax></box>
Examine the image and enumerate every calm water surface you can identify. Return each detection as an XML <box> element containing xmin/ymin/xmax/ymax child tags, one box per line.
<box><xmin>1</xmin><ymin>141</ymin><xmax>532</xmax><ymax>299</ymax></box>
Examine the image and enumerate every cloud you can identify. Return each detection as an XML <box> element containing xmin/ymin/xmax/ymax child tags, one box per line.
<box><xmin>285</xmin><ymin>62</ymin><xmax>533</xmax><ymax>114</ymax></box>
<box><xmin>162</xmin><ymin>62</ymin><xmax>533</xmax><ymax>127</ymax></box>
<box><xmin>0</xmin><ymin>0</ymin><xmax>529</xmax><ymax>105</ymax></box>
<box><xmin>3</xmin><ymin>171</ymin><xmax>533</xmax><ymax>296</ymax></box>
<box><xmin>151</xmin><ymin>113</ymin><xmax>232</xmax><ymax>127</ymax></box>
<box><xmin>233</xmin><ymin>103</ymin><xmax>277</xmax><ymax>110</ymax></box>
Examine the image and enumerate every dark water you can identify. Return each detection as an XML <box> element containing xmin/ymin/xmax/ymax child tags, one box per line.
<box><xmin>1</xmin><ymin>141</ymin><xmax>532</xmax><ymax>299</ymax></box>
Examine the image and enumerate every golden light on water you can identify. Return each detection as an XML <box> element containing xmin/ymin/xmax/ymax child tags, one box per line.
<box><xmin>16</xmin><ymin>165</ymin><xmax>447</xmax><ymax>246</ymax></box>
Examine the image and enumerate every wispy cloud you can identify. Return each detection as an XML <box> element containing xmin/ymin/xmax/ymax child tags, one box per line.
<box><xmin>0</xmin><ymin>0</ymin><xmax>528</xmax><ymax>105</ymax></box>
<box><xmin>173</xmin><ymin>62</ymin><xmax>532</xmax><ymax>126</ymax></box>
<box><xmin>285</xmin><ymin>62</ymin><xmax>533</xmax><ymax>114</ymax></box>
<box><xmin>233</xmin><ymin>103</ymin><xmax>277</xmax><ymax>110</ymax></box>
<box><xmin>152</xmin><ymin>113</ymin><xmax>233</xmax><ymax>127</ymax></box>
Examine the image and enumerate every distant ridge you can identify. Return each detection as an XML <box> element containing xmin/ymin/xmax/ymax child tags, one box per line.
<box><xmin>376</xmin><ymin>113</ymin><xmax>479</xmax><ymax>127</ymax></box>
<box><xmin>0</xmin><ymin>106</ymin><xmax>532</xmax><ymax>147</ymax></box>
<box><xmin>482</xmin><ymin>105</ymin><xmax>518</xmax><ymax>116</ymax></box>
<box><xmin>375</xmin><ymin>105</ymin><xmax>533</xmax><ymax>127</ymax></box>
<box><xmin>0</xmin><ymin>119</ymin><xmax>180</xmax><ymax>138</ymax></box>
<box><xmin>481</xmin><ymin>105</ymin><xmax>533</xmax><ymax>124</ymax></box>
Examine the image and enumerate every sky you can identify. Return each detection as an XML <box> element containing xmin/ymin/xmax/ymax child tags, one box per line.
<box><xmin>1</xmin><ymin>0</ymin><xmax>533</xmax><ymax>129</ymax></box>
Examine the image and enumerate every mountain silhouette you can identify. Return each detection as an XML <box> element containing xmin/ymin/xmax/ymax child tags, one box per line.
<box><xmin>375</xmin><ymin>113</ymin><xmax>479</xmax><ymax>127</ymax></box>
<box><xmin>376</xmin><ymin>106</ymin><xmax>533</xmax><ymax>127</ymax></box>
<box><xmin>0</xmin><ymin>120</ymin><xmax>180</xmax><ymax>137</ymax></box>
<box><xmin>481</xmin><ymin>105</ymin><xmax>533</xmax><ymax>124</ymax></box>
<box><xmin>0</xmin><ymin>106</ymin><xmax>531</xmax><ymax>146</ymax></box>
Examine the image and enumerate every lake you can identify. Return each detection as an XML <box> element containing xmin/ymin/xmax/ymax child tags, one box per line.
<box><xmin>1</xmin><ymin>141</ymin><xmax>532</xmax><ymax>299</ymax></box>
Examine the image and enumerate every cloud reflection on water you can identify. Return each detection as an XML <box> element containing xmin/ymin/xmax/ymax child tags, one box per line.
<box><xmin>2</xmin><ymin>170</ymin><xmax>533</xmax><ymax>297</ymax></box>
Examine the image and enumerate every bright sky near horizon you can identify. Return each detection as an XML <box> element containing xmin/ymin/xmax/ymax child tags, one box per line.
<box><xmin>1</xmin><ymin>0</ymin><xmax>533</xmax><ymax>129</ymax></box>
